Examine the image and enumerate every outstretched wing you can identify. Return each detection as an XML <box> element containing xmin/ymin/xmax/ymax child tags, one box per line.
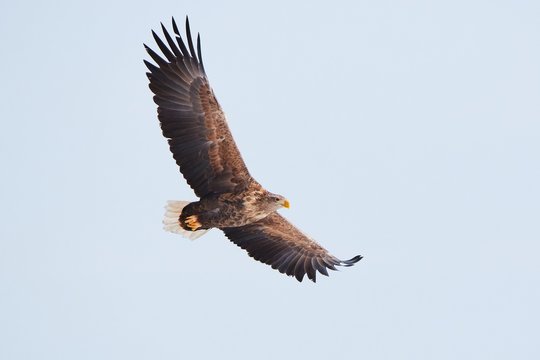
<box><xmin>144</xmin><ymin>17</ymin><xmax>253</xmax><ymax>198</ymax></box>
<box><xmin>222</xmin><ymin>213</ymin><xmax>362</xmax><ymax>282</ymax></box>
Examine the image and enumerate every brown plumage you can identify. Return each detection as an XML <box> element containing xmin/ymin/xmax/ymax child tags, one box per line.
<box><xmin>145</xmin><ymin>17</ymin><xmax>362</xmax><ymax>282</ymax></box>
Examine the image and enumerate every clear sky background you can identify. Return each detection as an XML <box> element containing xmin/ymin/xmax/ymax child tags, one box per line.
<box><xmin>1</xmin><ymin>0</ymin><xmax>539</xmax><ymax>359</ymax></box>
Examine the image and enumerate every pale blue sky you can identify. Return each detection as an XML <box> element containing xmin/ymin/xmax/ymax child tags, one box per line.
<box><xmin>1</xmin><ymin>1</ymin><xmax>539</xmax><ymax>359</ymax></box>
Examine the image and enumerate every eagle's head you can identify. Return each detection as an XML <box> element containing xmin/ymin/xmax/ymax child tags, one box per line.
<box><xmin>244</xmin><ymin>191</ymin><xmax>290</xmax><ymax>221</ymax></box>
<box><xmin>265</xmin><ymin>192</ymin><xmax>290</xmax><ymax>211</ymax></box>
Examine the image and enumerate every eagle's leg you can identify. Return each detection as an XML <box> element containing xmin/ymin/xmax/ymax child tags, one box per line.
<box><xmin>180</xmin><ymin>201</ymin><xmax>222</xmax><ymax>231</ymax></box>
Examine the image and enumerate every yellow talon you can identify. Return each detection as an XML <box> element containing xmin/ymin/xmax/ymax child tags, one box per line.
<box><xmin>185</xmin><ymin>215</ymin><xmax>202</xmax><ymax>231</ymax></box>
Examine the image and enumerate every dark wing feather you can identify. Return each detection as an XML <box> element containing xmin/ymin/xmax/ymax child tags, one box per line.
<box><xmin>145</xmin><ymin>17</ymin><xmax>253</xmax><ymax>197</ymax></box>
<box><xmin>222</xmin><ymin>213</ymin><xmax>362</xmax><ymax>282</ymax></box>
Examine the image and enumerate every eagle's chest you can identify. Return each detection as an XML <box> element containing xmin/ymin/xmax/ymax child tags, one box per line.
<box><xmin>215</xmin><ymin>195</ymin><xmax>271</xmax><ymax>227</ymax></box>
<box><xmin>241</xmin><ymin>196</ymin><xmax>272</xmax><ymax>223</ymax></box>
<box><xmin>226</xmin><ymin>201</ymin><xmax>268</xmax><ymax>224</ymax></box>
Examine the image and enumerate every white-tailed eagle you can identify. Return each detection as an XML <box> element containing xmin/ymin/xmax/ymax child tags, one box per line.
<box><xmin>144</xmin><ymin>17</ymin><xmax>362</xmax><ymax>282</ymax></box>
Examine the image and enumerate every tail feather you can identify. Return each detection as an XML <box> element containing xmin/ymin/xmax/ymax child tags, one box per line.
<box><xmin>163</xmin><ymin>200</ymin><xmax>209</xmax><ymax>240</ymax></box>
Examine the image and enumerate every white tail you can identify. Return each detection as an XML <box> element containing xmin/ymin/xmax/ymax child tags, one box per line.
<box><xmin>163</xmin><ymin>200</ymin><xmax>209</xmax><ymax>240</ymax></box>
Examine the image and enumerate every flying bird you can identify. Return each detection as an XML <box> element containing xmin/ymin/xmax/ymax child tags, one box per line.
<box><xmin>144</xmin><ymin>17</ymin><xmax>362</xmax><ymax>282</ymax></box>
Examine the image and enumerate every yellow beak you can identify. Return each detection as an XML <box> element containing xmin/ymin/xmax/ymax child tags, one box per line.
<box><xmin>282</xmin><ymin>199</ymin><xmax>290</xmax><ymax>209</ymax></box>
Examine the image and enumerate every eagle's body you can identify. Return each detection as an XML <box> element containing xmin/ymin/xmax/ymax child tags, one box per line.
<box><xmin>179</xmin><ymin>185</ymin><xmax>283</xmax><ymax>229</ymax></box>
<box><xmin>145</xmin><ymin>17</ymin><xmax>362</xmax><ymax>282</ymax></box>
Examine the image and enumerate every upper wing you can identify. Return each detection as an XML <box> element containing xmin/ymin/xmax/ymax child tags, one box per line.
<box><xmin>144</xmin><ymin>17</ymin><xmax>253</xmax><ymax>198</ymax></box>
<box><xmin>222</xmin><ymin>213</ymin><xmax>362</xmax><ymax>282</ymax></box>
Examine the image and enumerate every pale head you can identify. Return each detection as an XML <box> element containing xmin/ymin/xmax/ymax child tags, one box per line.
<box><xmin>265</xmin><ymin>192</ymin><xmax>290</xmax><ymax>211</ymax></box>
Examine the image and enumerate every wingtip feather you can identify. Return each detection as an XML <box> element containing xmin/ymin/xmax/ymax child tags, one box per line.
<box><xmin>342</xmin><ymin>255</ymin><xmax>363</xmax><ymax>266</ymax></box>
<box><xmin>172</xmin><ymin>16</ymin><xmax>180</xmax><ymax>35</ymax></box>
